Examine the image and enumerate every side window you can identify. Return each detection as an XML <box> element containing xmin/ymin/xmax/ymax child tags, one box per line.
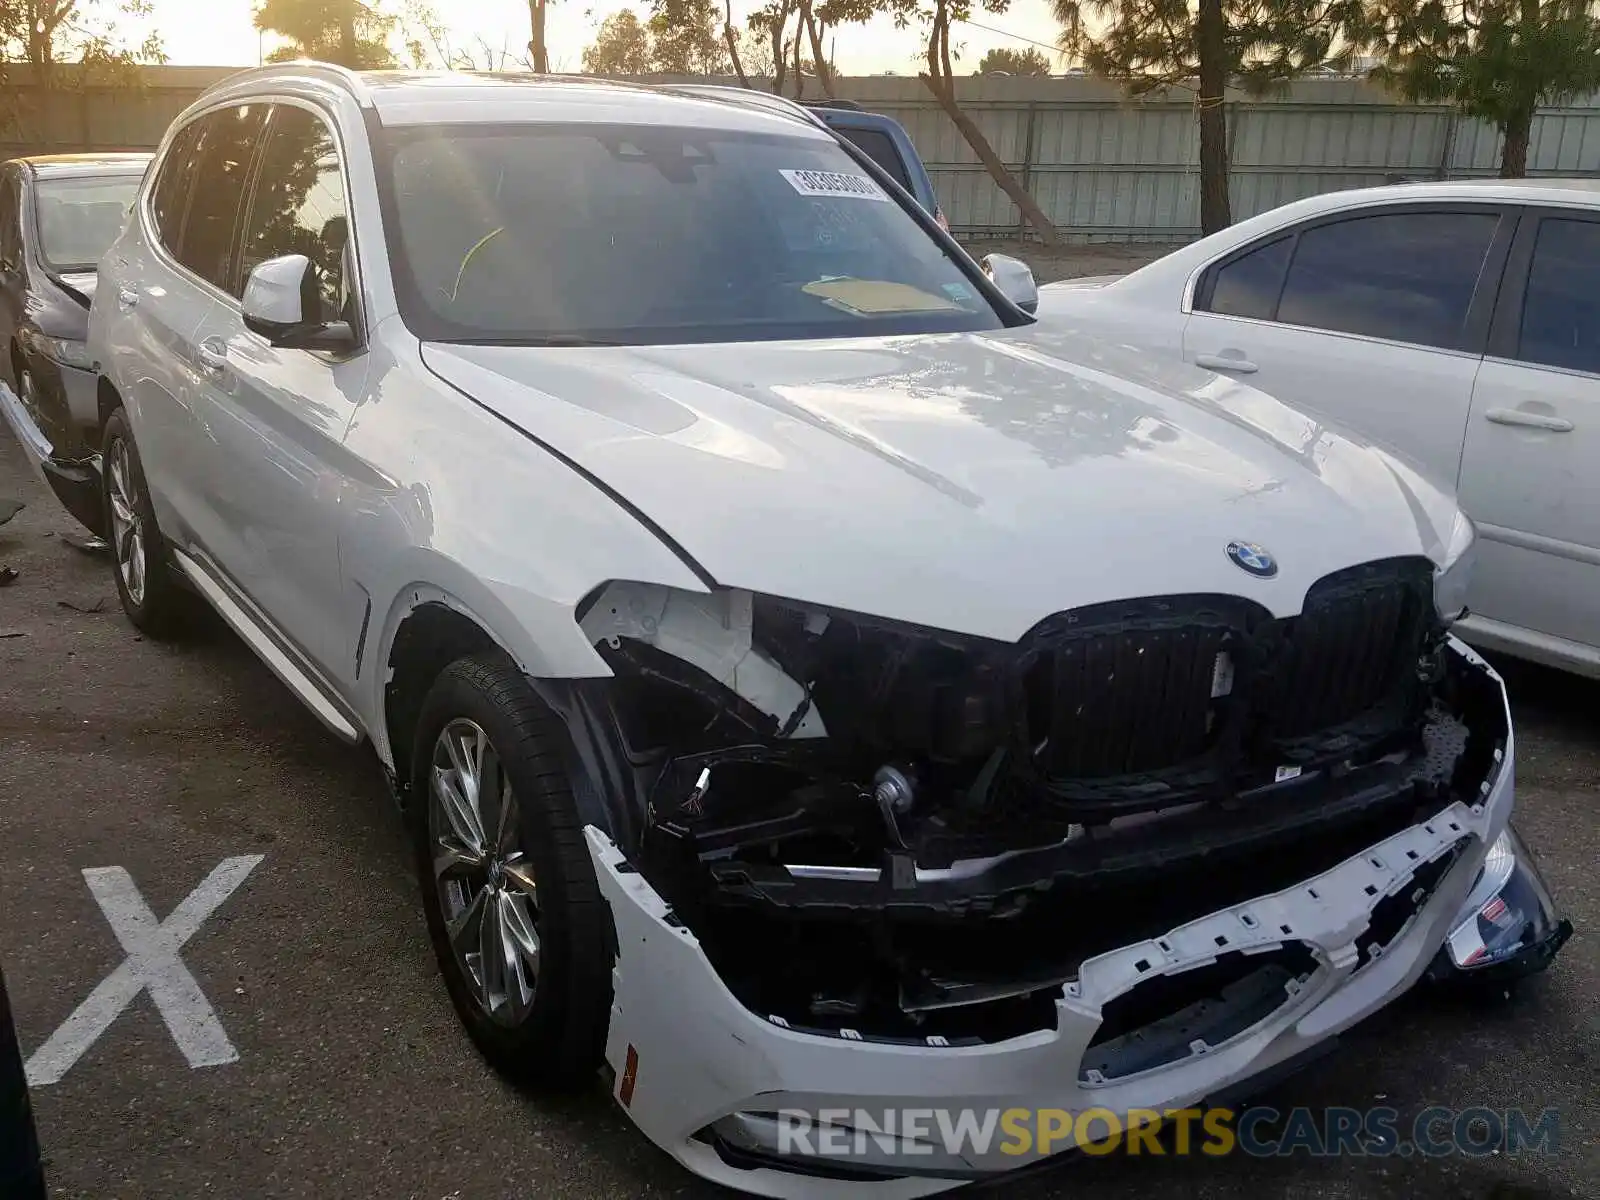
<box><xmin>1517</xmin><ymin>217</ymin><xmax>1600</xmax><ymax>376</ymax></box>
<box><xmin>149</xmin><ymin>120</ymin><xmax>203</xmax><ymax>255</ymax></box>
<box><xmin>176</xmin><ymin>103</ymin><xmax>268</xmax><ymax>294</ymax></box>
<box><xmin>834</xmin><ymin>127</ymin><xmax>913</xmax><ymax>191</ymax></box>
<box><xmin>1202</xmin><ymin>235</ymin><xmax>1291</xmax><ymax>320</ymax></box>
<box><xmin>237</xmin><ymin>105</ymin><xmax>352</xmax><ymax>326</ymax></box>
<box><xmin>1275</xmin><ymin>211</ymin><xmax>1500</xmax><ymax>350</ymax></box>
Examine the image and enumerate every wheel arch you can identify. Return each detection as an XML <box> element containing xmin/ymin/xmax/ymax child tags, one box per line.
<box><xmin>97</xmin><ymin>374</ymin><xmax>123</xmax><ymax>435</ymax></box>
<box><xmin>372</xmin><ymin>574</ymin><xmax>648</xmax><ymax>848</ymax></box>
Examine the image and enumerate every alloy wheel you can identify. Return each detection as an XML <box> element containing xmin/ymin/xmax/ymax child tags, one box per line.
<box><xmin>429</xmin><ymin>718</ymin><xmax>541</xmax><ymax>1027</ymax></box>
<box><xmin>106</xmin><ymin>437</ymin><xmax>147</xmax><ymax>608</ymax></box>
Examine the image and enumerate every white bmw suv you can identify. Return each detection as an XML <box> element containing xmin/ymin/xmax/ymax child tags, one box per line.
<box><xmin>87</xmin><ymin>65</ymin><xmax>1561</xmax><ymax>1195</ymax></box>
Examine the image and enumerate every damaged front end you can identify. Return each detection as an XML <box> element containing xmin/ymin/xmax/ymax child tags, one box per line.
<box><xmin>576</xmin><ymin>560</ymin><xmax>1517</xmax><ymax>1046</ymax></box>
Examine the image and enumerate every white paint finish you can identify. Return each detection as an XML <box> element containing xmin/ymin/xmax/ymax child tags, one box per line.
<box><xmin>587</xmin><ymin>648</ymin><xmax>1514</xmax><ymax>1191</ymax></box>
<box><xmin>171</xmin><ymin>547</ymin><xmax>362</xmax><ymax>743</ymax></box>
<box><xmin>241</xmin><ymin>254</ymin><xmax>313</xmax><ymax>327</ymax></box>
<box><xmin>185</xmin><ymin>293</ymin><xmax>370</xmax><ymax>676</ymax></box>
<box><xmin>1457</xmin><ymin>354</ymin><xmax>1600</xmax><ymax>657</ymax></box>
<box><xmin>1179</xmin><ymin>308</ymin><xmax>1482</xmax><ymax>485</ymax></box>
<box><xmin>25</xmin><ymin>855</ymin><xmax>265</xmax><ymax>1087</ymax></box>
<box><xmin>1032</xmin><ymin>180</ymin><xmax>1600</xmax><ymax>676</ymax></box>
<box><xmin>421</xmin><ymin>324</ymin><xmax>1463</xmax><ymax>639</ymax></box>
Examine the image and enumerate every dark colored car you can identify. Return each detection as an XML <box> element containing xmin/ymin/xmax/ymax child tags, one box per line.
<box><xmin>658</xmin><ymin>87</ymin><xmax>947</xmax><ymax>230</ymax></box>
<box><xmin>0</xmin><ymin>152</ymin><xmax>150</xmax><ymax>533</ymax></box>
<box><xmin>802</xmin><ymin>100</ymin><xmax>948</xmax><ymax>230</ymax></box>
<box><xmin>0</xmin><ymin>963</ymin><xmax>46</xmax><ymax>1200</ymax></box>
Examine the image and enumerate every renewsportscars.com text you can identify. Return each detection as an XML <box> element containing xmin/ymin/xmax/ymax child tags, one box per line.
<box><xmin>772</xmin><ymin>1105</ymin><xmax>1561</xmax><ymax>1161</ymax></box>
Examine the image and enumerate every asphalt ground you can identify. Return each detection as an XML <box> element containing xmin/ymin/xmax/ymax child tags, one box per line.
<box><xmin>1</xmin><ymin>425</ymin><xmax>1595</xmax><ymax>1200</ymax></box>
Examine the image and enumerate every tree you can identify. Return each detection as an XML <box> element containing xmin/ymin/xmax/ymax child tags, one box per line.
<box><xmin>921</xmin><ymin>0</ymin><xmax>1061</xmax><ymax>243</ymax></box>
<box><xmin>582</xmin><ymin>8</ymin><xmax>653</xmax><ymax>72</ymax></box>
<box><xmin>0</xmin><ymin>0</ymin><xmax>164</xmax><ymax>80</ymax></box>
<box><xmin>1056</xmin><ymin>0</ymin><xmax>1362</xmax><ymax>233</ymax></box>
<box><xmin>749</xmin><ymin>0</ymin><xmax>801</xmax><ymax>92</ymax></box>
<box><xmin>647</xmin><ymin>0</ymin><xmax>731</xmax><ymax>73</ymax></box>
<box><xmin>582</xmin><ymin>1</ymin><xmax>738</xmax><ymax>75</ymax></box>
<box><xmin>1363</xmin><ymin>0</ymin><xmax>1600</xmax><ymax>177</ymax></box>
<box><xmin>255</xmin><ymin>0</ymin><xmax>398</xmax><ymax>68</ymax></box>
<box><xmin>976</xmin><ymin>45</ymin><xmax>1053</xmax><ymax>73</ymax></box>
<box><xmin>527</xmin><ymin>0</ymin><xmax>548</xmax><ymax>72</ymax></box>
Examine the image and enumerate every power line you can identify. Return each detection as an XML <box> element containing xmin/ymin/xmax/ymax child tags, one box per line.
<box><xmin>954</xmin><ymin>18</ymin><xmax>1065</xmax><ymax>57</ymax></box>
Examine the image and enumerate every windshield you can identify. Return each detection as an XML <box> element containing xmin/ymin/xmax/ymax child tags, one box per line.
<box><xmin>34</xmin><ymin>175</ymin><xmax>141</xmax><ymax>271</ymax></box>
<box><xmin>377</xmin><ymin>123</ymin><xmax>1004</xmax><ymax>345</ymax></box>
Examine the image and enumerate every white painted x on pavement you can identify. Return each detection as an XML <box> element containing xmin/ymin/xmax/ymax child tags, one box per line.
<box><xmin>24</xmin><ymin>854</ymin><xmax>265</xmax><ymax>1087</ymax></box>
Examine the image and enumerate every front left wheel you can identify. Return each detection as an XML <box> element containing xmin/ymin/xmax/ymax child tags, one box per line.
<box><xmin>410</xmin><ymin>653</ymin><xmax>614</xmax><ymax>1090</ymax></box>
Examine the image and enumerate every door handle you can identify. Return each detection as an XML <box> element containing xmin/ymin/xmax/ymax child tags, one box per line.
<box><xmin>117</xmin><ymin>287</ymin><xmax>139</xmax><ymax>311</ymax></box>
<box><xmin>196</xmin><ymin>340</ymin><xmax>228</xmax><ymax>373</ymax></box>
<box><xmin>1485</xmin><ymin>408</ymin><xmax>1573</xmax><ymax>433</ymax></box>
<box><xmin>1194</xmin><ymin>353</ymin><xmax>1258</xmax><ymax>374</ymax></box>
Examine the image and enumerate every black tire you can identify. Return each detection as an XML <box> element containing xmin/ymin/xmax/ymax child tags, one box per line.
<box><xmin>100</xmin><ymin>406</ymin><xmax>189</xmax><ymax>638</ymax></box>
<box><xmin>410</xmin><ymin>652</ymin><xmax>613</xmax><ymax>1089</ymax></box>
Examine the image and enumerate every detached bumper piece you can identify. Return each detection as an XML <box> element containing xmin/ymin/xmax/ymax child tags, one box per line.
<box><xmin>0</xmin><ymin>381</ymin><xmax>104</xmax><ymax>538</ymax></box>
<box><xmin>1425</xmin><ymin>822</ymin><xmax>1573</xmax><ymax>987</ymax></box>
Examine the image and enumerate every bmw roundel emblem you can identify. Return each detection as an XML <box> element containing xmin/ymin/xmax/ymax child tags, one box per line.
<box><xmin>1226</xmin><ymin>541</ymin><xmax>1278</xmax><ymax>578</ymax></box>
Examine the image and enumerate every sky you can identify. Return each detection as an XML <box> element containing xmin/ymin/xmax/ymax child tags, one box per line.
<box><xmin>133</xmin><ymin>0</ymin><xmax>1069</xmax><ymax>75</ymax></box>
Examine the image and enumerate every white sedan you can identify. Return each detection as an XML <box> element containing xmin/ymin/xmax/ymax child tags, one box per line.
<box><xmin>1033</xmin><ymin>180</ymin><xmax>1600</xmax><ymax>679</ymax></box>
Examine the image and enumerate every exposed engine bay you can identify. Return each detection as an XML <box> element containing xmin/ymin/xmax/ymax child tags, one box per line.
<box><xmin>568</xmin><ymin>559</ymin><xmax>1509</xmax><ymax>1049</ymax></box>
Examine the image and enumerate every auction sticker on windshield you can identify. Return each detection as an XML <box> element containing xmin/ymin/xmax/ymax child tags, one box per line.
<box><xmin>780</xmin><ymin>169</ymin><xmax>890</xmax><ymax>202</ymax></box>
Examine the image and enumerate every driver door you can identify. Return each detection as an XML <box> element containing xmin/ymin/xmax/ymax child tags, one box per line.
<box><xmin>187</xmin><ymin>100</ymin><xmax>369</xmax><ymax>677</ymax></box>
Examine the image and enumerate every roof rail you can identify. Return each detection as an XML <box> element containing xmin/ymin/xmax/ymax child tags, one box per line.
<box><xmin>653</xmin><ymin>83</ymin><xmax>830</xmax><ymax>132</ymax></box>
<box><xmin>202</xmin><ymin>59</ymin><xmax>374</xmax><ymax>106</ymax></box>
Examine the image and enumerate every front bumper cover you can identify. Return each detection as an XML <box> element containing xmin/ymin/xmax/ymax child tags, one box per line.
<box><xmin>586</xmin><ymin>638</ymin><xmax>1525</xmax><ymax>1197</ymax></box>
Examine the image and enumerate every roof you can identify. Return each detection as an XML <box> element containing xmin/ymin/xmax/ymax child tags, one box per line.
<box><xmin>12</xmin><ymin>152</ymin><xmax>152</xmax><ymax>178</ymax></box>
<box><xmin>1292</xmin><ymin>177</ymin><xmax>1600</xmax><ymax>210</ymax></box>
<box><xmin>199</xmin><ymin>66</ymin><xmax>834</xmax><ymax>139</ymax></box>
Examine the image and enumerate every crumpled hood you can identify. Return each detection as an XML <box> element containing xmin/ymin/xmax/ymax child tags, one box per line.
<box><xmin>420</xmin><ymin>327</ymin><xmax>1458</xmax><ymax>643</ymax></box>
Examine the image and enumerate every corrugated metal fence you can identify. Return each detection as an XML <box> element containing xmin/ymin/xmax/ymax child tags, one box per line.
<box><xmin>829</xmin><ymin>75</ymin><xmax>1600</xmax><ymax>241</ymax></box>
<box><xmin>4</xmin><ymin>66</ymin><xmax>1598</xmax><ymax>241</ymax></box>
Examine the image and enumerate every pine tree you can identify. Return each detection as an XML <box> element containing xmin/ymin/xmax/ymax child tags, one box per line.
<box><xmin>1364</xmin><ymin>0</ymin><xmax>1600</xmax><ymax>177</ymax></box>
<box><xmin>1055</xmin><ymin>0</ymin><xmax>1362</xmax><ymax>233</ymax></box>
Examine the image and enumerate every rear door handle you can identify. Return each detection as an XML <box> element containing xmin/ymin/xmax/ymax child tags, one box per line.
<box><xmin>196</xmin><ymin>339</ymin><xmax>228</xmax><ymax>373</ymax></box>
<box><xmin>1486</xmin><ymin>408</ymin><xmax>1572</xmax><ymax>433</ymax></box>
<box><xmin>117</xmin><ymin>287</ymin><xmax>139</xmax><ymax>311</ymax></box>
<box><xmin>1194</xmin><ymin>353</ymin><xmax>1258</xmax><ymax>374</ymax></box>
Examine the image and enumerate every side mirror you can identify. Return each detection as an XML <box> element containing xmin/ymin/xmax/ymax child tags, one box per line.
<box><xmin>242</xmin><ymin>254</ymin><xmax>355</xmax><ymax>352</ymax></box>
<box><xmin>982</xmin><ymin>253</ymin><xmax>1038</xmax><ymax>315</ymax></box>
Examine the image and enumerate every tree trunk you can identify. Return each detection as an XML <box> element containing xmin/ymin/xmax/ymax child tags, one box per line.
<box><xmin>921</xmin><ymin>2</ymin><xmax>1058</xmax><ymax>245</ymax></box>
<box><xmin>339</xmin><ymin>4</ymin><xmax>357</xmax><ymax>67</ymax></box>
<box><xmin>791</xmin><ymin>30</ymin><xmax>805</xmax><ymax>99</ymax></box>
<box><xmin>1195</xmin><ymin>0</ymin><xmax>1232</xmax><ymax>234</ymax></box>
<box><xmin>528</xmin><ymin>0</ymin><xmax>549</xmax><ymax>73</ymax></box>
<box><xmin>802</xmin><ymin>4</ymin><xmax>834</xmax><ymax>97</ymax></box>
<box><xmin>724</xmin><ymin>0</ymin><xmax>750</xmax><ymax>88</ymax></box>
<box><xmin>1500</xmin><ymin>106</ymin><xmax>1534</xmax><ymax>177</ymax></box>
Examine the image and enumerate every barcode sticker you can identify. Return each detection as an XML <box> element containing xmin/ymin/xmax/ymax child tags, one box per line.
<box><xmin>1275</xmin><ymin>765</ymin><xmax>1303</xmax><ymax>783</ymax></box>
<box><xmin>780</xmin><ymin>169</ymin><xmax>890</xmax><ymax>202</ymax></box>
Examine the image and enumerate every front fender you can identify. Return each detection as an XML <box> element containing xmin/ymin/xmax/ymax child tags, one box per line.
<box><xmin>344</xmin><ymin>323</ymin><xmax>711</xmax><ymax>767</ymax></box>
